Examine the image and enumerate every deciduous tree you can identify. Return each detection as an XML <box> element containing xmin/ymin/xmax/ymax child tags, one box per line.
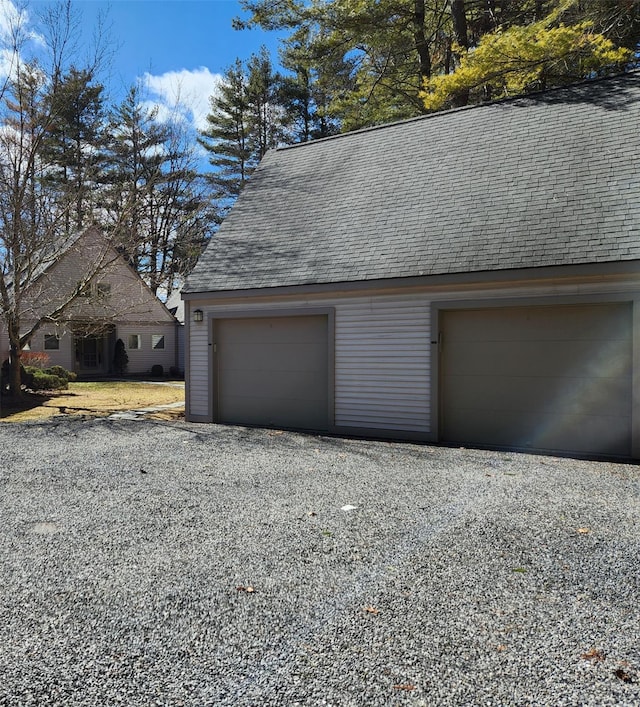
<box><xmin>0</xmin><ymin>2</ymin><xmax>114</xmax><ymax>398</ymax></box>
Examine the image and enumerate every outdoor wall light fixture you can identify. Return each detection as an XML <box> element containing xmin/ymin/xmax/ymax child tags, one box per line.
<box><xmin>193</xmin><ymin>309</ymin><xmax>204</xmax><ymax>323</ymax></box>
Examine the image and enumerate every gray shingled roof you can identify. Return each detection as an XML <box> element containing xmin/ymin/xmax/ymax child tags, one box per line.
<box><xmin>184</xmin><ymin>72</ymin><xmax>640</xmax><ymax>294</ymax></box>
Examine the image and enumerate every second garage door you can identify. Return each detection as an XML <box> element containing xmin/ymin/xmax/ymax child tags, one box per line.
<box><xmin>440</xmin><ymin>303</ymin><xmax>632</xmax><ymax>457</ymax></box>
<box><xmin>214</xmin><ymin>314</ymin><xmax>330</xmax><ymax>430</ymax></box>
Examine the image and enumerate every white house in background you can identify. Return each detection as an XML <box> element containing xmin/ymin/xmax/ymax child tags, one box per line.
<box><xmin>0</xmin><ymin>227</ymin><xmax>178</xmax><ymax>377</ymax></box>
<box><xmin>182</xmin><ymin>72</ymin><xmax>640</xmax><ymax>460</ymax></box>
<box><xmin>166</xmin><ymin>289</ymin><xmax>185</xmax><ymax>374</ymax></box>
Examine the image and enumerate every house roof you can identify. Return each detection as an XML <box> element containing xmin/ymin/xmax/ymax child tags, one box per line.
<box><xmin>184</xmin><ymin>71</ymin><xmax>640</xmax><ymax>295</ymax></box>
<box><xmin>20</xmin><ymin>227</ymin><xmax>177</xmax><ymax>324</ymax></box>
<box><xmin>165</xmin><ymin>289</ymin><xmax>185</xmax><ymax>323</ymax></box>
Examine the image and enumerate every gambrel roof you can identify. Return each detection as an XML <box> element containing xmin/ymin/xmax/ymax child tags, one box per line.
<box><xmin>184</xmin><ymin>71</ymin><xmax>640</xmax><ymax>295</ymax></box>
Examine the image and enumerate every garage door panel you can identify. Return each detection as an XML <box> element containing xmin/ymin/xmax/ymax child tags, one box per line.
<box><xmin>220</xmin><ymin>395</ymin><xmax>328</xmax><ymax>429</ymax></box>
<box><xmin>444</xmin><ymin>376</ymin><xmax>629</xmax><ymax>418</ymax></box>
<box><xmin>443</xmin><ymin>373</ymin><xmax>631</xmax><ymax>418</ymax></box>
<box><xmin>445</xmin><ymin>339</ymin><xmax>630</xmax><ymax>379</ymax></box>
<box><xmin>447</xmin><ymin>408</ymin><xmax>630</xmax><ymax>456</ymax></box>
<box><xmin>220</xmin><ymin>343</ymin><xmax>327</xmax><ymax>373</ymax></box>
<box><xmin>441</xmin><ymin>303</ymin><xmax>632</xmax><ymax>457</ymax></box>
<box><xmin>220</xmin><ymin>369</ymin><xmax>327</xmax><ymax>400</ymax></box>
<box><xmin>445</xmin><ymin>304</ymin><xmax>631</xmax><ymax>343</ymax></box>
<box><xmin>217</xmin><ymin>317</ymin><xmax>327</xmax><ymax>345</ymax></box>
<box><xmin>215</xmin><ymin>315</ymin><xmax>329</xmax><ymax>430</ymax></box>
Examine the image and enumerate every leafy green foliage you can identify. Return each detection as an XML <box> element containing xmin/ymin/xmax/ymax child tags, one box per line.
<box><xmin>238</xmin><ymin>0</ymin><xmax>638</xmax><ymax>126</ymax></box>
<box><xmin>239</xmin><ymin>0</ymin><xmax>446</xmax><ymax>129</ymax></box>
<box><xmin>422</xmin><ymin>6</ymin><xmax>633</xmax><ymax>110</ymax></box>
<box><xmin>44</xmin><ymin>366</ymin><xmax>77</xmax><ymax>382</ymax></box>
<box><xmin>277</xmin><ymin>30</ymin><xmax>342</xmax><ymax>141</ymax></box>
<box><xmin>199</xmin><ymin>59</ymin><xmax>252</xmax><ymax>206</ymax></box>
<box><xmin>25</xmin><ymin>368</ymin><xmax>69</xmax><ymax>391</ymax></box>
<box><xmin>40</xmin><ymin>67</ymin><xmax>107</xmax><ymax>235</ymax></box>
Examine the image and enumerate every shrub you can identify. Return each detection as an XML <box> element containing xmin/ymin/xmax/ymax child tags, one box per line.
<box><xmin>113</xmin><ymin>338</ymin><xmax>128</xmax><ymax>375</ymax></box>
<box><xmin>1</xmin><ymin>361</ymin><xmax>36</xmax><ymax>392</ymax></box>
<box><xmin>21</xmin><ymin>351</ymin><xmax>50</xmax><ymax>369</ymax></box>
<box><xmin>44</xmin><ymin>365</ymin><xmax>77</xmax><ymax>382</ymax></box>
<box><xmin>151</xmin><ymin>364</ymin><xmax>164</xmax><ymax>377</ymax></box>
<box><xmin>20</xmin><ymin>365</ymin><xmax>35</xmax><ymax>388</ymax></box>
<box><xmin>29</xmin><ymin>371</ymin><xmax>68</xmax><ymax>391</ymax></box>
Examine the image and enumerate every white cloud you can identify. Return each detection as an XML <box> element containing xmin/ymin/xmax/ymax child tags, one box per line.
<box><xmin>142</xmin><ymin>67</ymin><xmax>222</xmax><ymax>133</ymax></box>
<box><xmin>0</xmin><ymin>1</ymin><xmax>45</xmax><ymax>81</ymax></box>
<box><xmin>0</xmin><ymin>45</ymin><xmax>16</xmax><ymax>78</ymax></box>
<box><xmin>139</xmin><ymin>99</ymin><xmax>175</xmax><ymax>126</ymax></box>
<box><xmin>0</xmin><ymin>0</ymin><xmax>25</xmax><ymax>42</ymax></box>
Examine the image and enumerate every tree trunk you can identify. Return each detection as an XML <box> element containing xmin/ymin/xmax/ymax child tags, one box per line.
<box><xmin>451</xmin><ymin>0</ymin><xmax>469</xmax><ymax>49</ymax></box>
<box><xmin>478</xmin><ymin>0</ymin><xmax>497</xmax><ymax>36</ymax></box>
<box><xmin>450</xmin><ymin>0</ymin><xmax>470</xmax><ymax>107</ymax></box>
<box><xmin>413</xmin><ymin>0</ymin><xmax>432</xmax><ymax>89</ymax></box>
<box><xmin>7</xmin><ymin>322</ymin><xmax>23</xmax><ymax>399</ymax></box>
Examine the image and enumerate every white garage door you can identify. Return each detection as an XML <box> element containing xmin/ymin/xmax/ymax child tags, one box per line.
<box><xmin>214</xmin><ymin>314</ymin><xmax>329</xmax><ymax>430</ymax></box>
<box><xmin>440</xmin><ymin>303</ymin><xmax>632</xmax><ymax>457</ymax></box>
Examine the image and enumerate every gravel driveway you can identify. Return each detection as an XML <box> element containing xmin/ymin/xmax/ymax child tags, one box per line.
<box><xmin>0</xmin><ymin>418</ymin><xmax>638</xmax><ymax>706</ymax></box>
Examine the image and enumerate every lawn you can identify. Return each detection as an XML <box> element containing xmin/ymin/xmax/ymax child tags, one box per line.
<box><xmin>0</xmin><ymin>381</ymin><xmax>185</xmax><ymax>422</ymax></box>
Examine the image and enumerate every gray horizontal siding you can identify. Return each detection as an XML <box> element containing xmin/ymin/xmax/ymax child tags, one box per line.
<box><xmin>188</xmin><ymin>314</ymin><xmax>210</xmax><ymax>416</ymax></box>
<box><xmin>186</xmin><ymin>270</ymin><xmax>640</xmax><ymax>449</ymax></box>
<box><xmin>116</xmin><ymin>324</ymin><xmax>177</xmax><ymax>374</ymax></box>
<box><xmin>187</xmin><ymin>294</ymin><xmax>432</xmax><ymax>432</ymax></box>
<box><xmin>334</xmin><ymin>298</ymin><xmax>430</xmax><ymax>432</ymax></box>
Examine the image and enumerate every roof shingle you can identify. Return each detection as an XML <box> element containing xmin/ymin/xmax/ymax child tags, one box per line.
<box><xmin>184</xmin><ymin>72</ymin><xmax>640</xmax><ymax>294</ymax></box>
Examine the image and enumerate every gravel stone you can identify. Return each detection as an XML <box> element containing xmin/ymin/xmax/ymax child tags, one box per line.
<box><xmin>0</xmin><ymin>418</ymin><xmax>638</xmax><ymax>706</ymax></box>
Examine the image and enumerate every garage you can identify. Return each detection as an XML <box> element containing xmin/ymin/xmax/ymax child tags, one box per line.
<box><xmin>213</xmin><ymin>314</ymin><xmax>330</xmax><ymax>430</ymax></box>
<box><xmin>439</xmin><ymin>303</ymin><xmax>633</xmax><ymax>457</ymax></box>
<box><xmin>183</xmin><ymin>73</ymin><xmax>640</xmax><ymax>457</ymax></box>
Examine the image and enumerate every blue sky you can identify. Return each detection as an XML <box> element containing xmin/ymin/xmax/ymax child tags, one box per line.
<box><xmin>27</xmin><ymin>0</ymin><xmax>284</xmax><ymax>132</ymax></box>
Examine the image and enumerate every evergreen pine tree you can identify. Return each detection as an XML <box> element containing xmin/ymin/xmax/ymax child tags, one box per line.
<box><xmin>199</xmin><ymin>49</ymin><xmax>282</xmax><ymax>216</ymax></box>
<box><xmin>101</xmin><ymin>85</ymin><xmax>213</xmax><ymax>295</ymax></box>
<box><xmin>113</xmin><ymin>338</ymin><xmax>128</xmax><ymax>374</ymax></box>
<box><xmin>40</xmin><ymin>67</ymin><xmax>107</xmax><ymax>234</ymax></box>
<box><xmin>199</xmin><ymin>59</ymin><xmax>253</xmax><ymax>211</ymax></box>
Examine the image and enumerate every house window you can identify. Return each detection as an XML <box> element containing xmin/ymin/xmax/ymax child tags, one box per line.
<box><xmin>44</xmin><ymin>334</ymin><xmax>60</xmax><ymax>350</ymax></box>
<box><xmin>151</xmin><ymin>334</ymin><xmax>165</xmax><ymax>350</ymax></box>
<box><xmin>97</xmin><ymin>283</ymin><xmax>111</xmax><ymax>297</ymax></box>
<box><xmin>128</xmin><ymin>334</ymin><xmax>141</xmax><ymax>350</ymax></box>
